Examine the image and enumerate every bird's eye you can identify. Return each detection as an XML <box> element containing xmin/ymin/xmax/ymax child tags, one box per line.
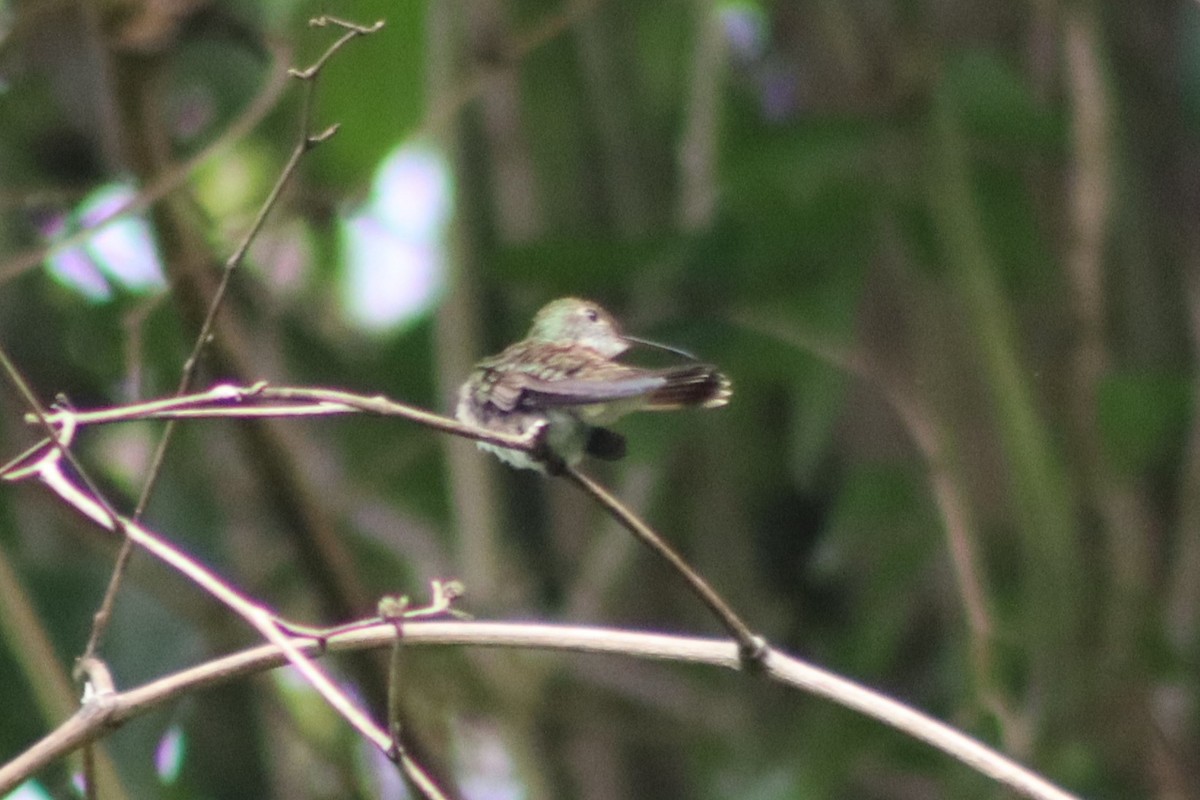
<box><xmin>584</xmin><ymin>308</ymin><xmax>599</xmax><ymax>322</ymax></box>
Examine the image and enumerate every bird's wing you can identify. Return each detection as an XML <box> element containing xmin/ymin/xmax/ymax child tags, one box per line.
<box><xmin>513</xmin><ymin>364</ymin><xmax>727</xmax><ymax>410</ymax></box>
<box><xmin>506</xmin><ymin>370</ymin><xmax>670</xmax><ymax>409</ymax></box>
<box><xmin>473</xmin><ymin>345</ymin><xmax>660</xmax><ymax>411</ymax></box>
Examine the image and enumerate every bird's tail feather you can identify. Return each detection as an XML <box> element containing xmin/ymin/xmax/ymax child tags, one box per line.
<box><xmin>645</xmin><ymin>365</ymin><xmax>732</xmax><ymax>409</ymax></box>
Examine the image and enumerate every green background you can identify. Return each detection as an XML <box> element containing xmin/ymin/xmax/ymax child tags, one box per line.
<box><xmin>1</xmin><ymin>0</ymin><xmax>1197</xmax><ymax>797</ymax></box>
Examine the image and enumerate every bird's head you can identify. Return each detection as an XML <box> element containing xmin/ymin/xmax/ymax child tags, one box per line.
<box><xmin>526</xmin><ymin>298</ymin><xmax>629</xmax><ymax>358</ymax></box>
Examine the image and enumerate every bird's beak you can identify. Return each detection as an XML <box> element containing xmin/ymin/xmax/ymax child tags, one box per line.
<box><xmin>622</xmin><ymin>335</ymin><xmax>700</xmax><ymax>362</ymax></box>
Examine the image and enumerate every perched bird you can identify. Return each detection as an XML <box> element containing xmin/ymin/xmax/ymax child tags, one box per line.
<box><xmin>456</xmin><ymin>297</ymin><xmax>731</xmax><ymax>471</ymax></box>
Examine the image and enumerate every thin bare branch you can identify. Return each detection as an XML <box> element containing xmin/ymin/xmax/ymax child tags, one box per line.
<box><xmin>3</xmin><ymin>437</ymin><xmax>454</xmax><ymax>798</ymax></box>
<box><xmin>1</xmin><ymin>388</ymin><xmax>455</xmax><ymax>798</ymax></box>
<box><xmin>10</xmin><ymin>384</ymin><xmax>541</xmax><ymax>458</ymax></box>
<box><xmin>0</xmin><ymin>620</ymin><xmax>1082</xmax><ymax>800</ymax></box>
<box><xmin>0</xmin><ymin>379</ymin><xmax>1078</xmax><ymax>800</ymax></box>
<box><xmin>84</xmin><ymin>17</ymin><xmax>385</xmax><ymax>666</ymax></box>
<box><xmin>560</xmin><ymin>466</ymin><xmax>766</xmax><ymax>664</ymax></box>
<box><xmin>6</xmin><ymin>382</ymin><xmax>757</xmax><ymax>662</ymax></box>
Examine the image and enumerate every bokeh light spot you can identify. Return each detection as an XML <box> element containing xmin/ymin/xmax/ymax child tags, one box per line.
<box><xmin>340</xmin><ymin>143</ymin><xmax>452</xmax><ymax>332</ymax></box>
<box><xmin>44</xmin><ymin>183</ymin><xmax>166</xmax><ymax>301</ymax></box>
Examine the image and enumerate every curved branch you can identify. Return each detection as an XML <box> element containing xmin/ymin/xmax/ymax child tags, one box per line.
<box><xmin>0</xmin><ymin>621</ymin><xmax>1081</xmax><ymax>800</ymax></box>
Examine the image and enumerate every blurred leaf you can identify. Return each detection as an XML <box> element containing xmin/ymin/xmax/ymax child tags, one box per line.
<box><xmin>971</xmin><ymin>161</ymin><xmax>1056</xmax><ymax>295</ymax></box>
<box><xmin>939</xmin><ymin>50</ymin><xmax>1062</xmax><ymax>151</ymax></box>
<box><xmin>1178</xmin><ymin>3</ymin><xmax>1200</xmax><ymax>130</ymax></box>
<box><xmin>301</xmin><ymin>0</ymin><xmax>427</xmax><ymax>187</ymax></box>
<box><xmin>1099</xmin><ymin>371</ymin><xmax>1191</xmax><ymax>475</ymax></box>
<box><xmin>493</xmin><ymin>235</ymin><xmax>690</xmax><ymax>294</ymax></box>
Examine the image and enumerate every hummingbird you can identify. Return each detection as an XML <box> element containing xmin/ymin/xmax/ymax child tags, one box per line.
<box><xmin>456</xmin><ymin>297</ymin><xmax>731</xmax><ymax>471</ymax></box>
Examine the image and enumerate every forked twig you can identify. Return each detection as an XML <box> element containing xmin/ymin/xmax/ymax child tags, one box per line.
<box><xmin>0</xmin><ymin>5</ymin><xmax>1091</xmax><ymax>798</ymax></box>
<box><xmin>0</xmin><ymin>16</ymin><xmax>459</xmax><ymax>795</ymax></box>
<box><xmin>7</xmin><ymin>382</ymin><xmax>761</xmax><ymax>662</ymax></box>
<box><xmin>0</xmin><ymin>379</ymin><xmax>1086</xmax><ymax>800</ymax></box>
<box><xmin>2</xmin><ymin>426</ymin><xmax>453</xmax><ymax>797</ymax></box>
<box><xmin>0</xmin><ymin>621</ymin><xmax>1083</xmax><ymax>800</ymax></box>
<box><xmin>84</xmin><ymin>14</ymin><xmax>385</xmax><ymax>664</ymax></box>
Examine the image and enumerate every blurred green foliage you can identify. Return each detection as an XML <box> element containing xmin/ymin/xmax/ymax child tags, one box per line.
<box><xmin>1</xmin><ymin>0</ymin><xmax>1198</xmax><ymax>798</ymax></box>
